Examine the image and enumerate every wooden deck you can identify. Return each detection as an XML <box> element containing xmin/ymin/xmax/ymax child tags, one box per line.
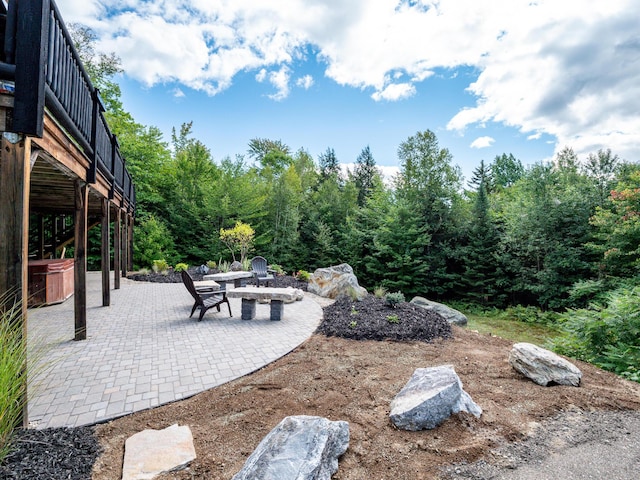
<box><xmin>0</xmin><ymin>0</ymin><xmax>136</xmax><ymax>347</ymax></box>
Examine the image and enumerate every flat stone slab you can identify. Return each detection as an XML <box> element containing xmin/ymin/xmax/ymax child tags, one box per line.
<box><xmin>204</xmin><ymin>271</ymin><xmax>253</xmax><ymax>281</ymax></box>
<box><xmin>193</xmin><ymin>280</ymin><xmax>220</xmax><ymax>290</ymax></box>
<box><xmin>227</xmin><ymin>287</ymin><xmax>298</xmax><ymax>302</ymax></box>
<box><xmin>122</xmin><ymin>424</ymin><xmax>196</xmax><ymax>480</ymax></box>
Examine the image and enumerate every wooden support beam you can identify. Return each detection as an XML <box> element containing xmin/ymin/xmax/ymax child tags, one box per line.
<box><xmin>113</xmin><ymin>208</ymin><xmax>121</xmax><ymax>290</ymax></box>
<box><xmin>121</xmin><ymin>212</ymin><xmax>128</xmax><ymax>278</ymax></box>
<box><xmin>73</xmin><ymin>179</ymin><xmax>88</xmax><ymax>341</ymax></box>
<box><xmin>37</xmin><ymin>214</ymin><xmax>45</xmax><ymax>259</ymax></box>
<box><xmin>51</xmin><ymin>213</ymin><xmax>58</xmax><ymax>258</ymax></box>
<box><xmin>0</xmin><ymin>132</ymin><xmax>31</xmax><ymax>428</ymax></box>
<box><xmin>101</xmin><ymin>197</ymin><xmax>110</xmax><ymax>306</ymax></box>
<box><xmin>128</xmin><ymin>215</ymin><xmax>134</xmax><ymax>271</ymax></box>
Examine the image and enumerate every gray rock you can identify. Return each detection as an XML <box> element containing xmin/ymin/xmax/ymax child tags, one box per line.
<box><xmin>232</xmin><ymin>415</ymin><xmax>349</xmax><ymax>480</ymax></box>
<box><xmin>122</xmin><ymin>424</ymin><xmax>196</xmax><ymax>480</ymax></box>
<box><xmin>509</xmin><ymin>342</ymin><xmax>582</xmax><ymax>387</ymax></box>
<box><xmin>308</xmin><ymin>264</ymin><xmax>367</xmax><ymax>300</ymax></box>
<box><xmin>230</xmin><ymin>260</ymin><xmax>243</xmax><ymax>271</ymax></box>
<box><xmin>390</xmin><ymin>365</ymin><xmax>482</xmax><ymax>431</ymax></box>
<box><xmin>410</xmin><ymin>296</ymin><xmax>468</xmax><ymax>326</ymax></box>
<box><xmin>283</xmin><ymin>287</ymin><xmax>305</xmax><ymax>303</ymax></box>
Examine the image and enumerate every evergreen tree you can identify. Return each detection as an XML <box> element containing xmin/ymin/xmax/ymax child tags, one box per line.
<box><xmin>318</xmin><ymin>147</ymin><xmax>341</xmax><ymax>181</ymax></box>
<box><xmin>395</xmin><ymin>130</ymin><xmax>463</xmax><ymax>296</ymax></box>
<box><xmin>352</xmin><ymin>145</ymin><xmax>381</xmax><ymax>206</ymax></box>
<box><xmin>366</xmin><ymin>199</ymin><xmax>431</xmax><ymax>297</ymax></box>
<box><xmin>463</xmin><ymin>171</ymin><xmax>501</xmax><ymax>304</ymax></box>
<box><xmin>467</xmin><ymin>159</ymin><xmax>491</xmax><ymax>191</ymax></box>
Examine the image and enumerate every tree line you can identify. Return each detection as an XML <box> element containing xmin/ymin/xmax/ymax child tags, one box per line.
<box><xmin>74</xmin><ymin>24</ymin><xmax>640</xmax><ymax>312</ymax></box>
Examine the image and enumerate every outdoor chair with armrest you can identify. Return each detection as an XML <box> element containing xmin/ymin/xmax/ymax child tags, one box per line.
<box><xmin>181</xmin><ymin>270</ymin><xmax>232</xmax><ymax>321</ymax></box>
<box><xmin>251</xmin><ymin>256</ymin><xmax>275</xmax><ymax>287</ymax></box>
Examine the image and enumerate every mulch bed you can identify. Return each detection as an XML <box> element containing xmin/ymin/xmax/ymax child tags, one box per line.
<box><xmin>0</xmin><ymin>427</ymin><xmax>100</xmax><ymax>480</ymax></box>
<box><xmin>318</xmin><ymin>294</ymin><xmax>452</xmax><ymax>342</ymax></box>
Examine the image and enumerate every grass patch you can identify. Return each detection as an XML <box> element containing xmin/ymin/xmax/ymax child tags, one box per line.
<box><xmin>466</xmin><ymin>313</ymin><xmax>561</xmax><ymax>345</ymax></box>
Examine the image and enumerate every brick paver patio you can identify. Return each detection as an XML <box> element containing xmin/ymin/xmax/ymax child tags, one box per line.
<box><xmin>27</xmin><ymin>273</ymin><xmax>323</xmax><ymax>429</ymax></box>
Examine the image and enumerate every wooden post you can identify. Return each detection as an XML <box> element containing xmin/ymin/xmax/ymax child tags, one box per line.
<box><xmin>73</xmin><ymin>179</ymin><xmax>88</xmax><ymax>341</ymax></box>
<box><xmin>128</xmin><ymin>215</ymin><xmax>134</xmax><ymax>271</ymax></box>
<box><xmin>100</xmin><ymin>197</ymin><xmax>110</xmax><ymax>306</ymax></box>
<box><xmin>0</xmin><ymin>132</ymin><xmax>31</xmax><ymax>428</ymax></box>
<box><xmin>51</xmin><ymin>214</ymin><xmax>58</xmax><ymax>258</ymax></box>
<box><xmin>113</xmin><ymin>208</ymin><xmax>121</xmax><ymax>289</ymax></box>
<box><xmin>37</xmin><ymin>214</ymin><xmax>45</xmax><ymax>259</ymax></box>
<box><xmin>121</xmin><ymin>213</ymin><xmax>128</xmax><ymax>278</ymax></box>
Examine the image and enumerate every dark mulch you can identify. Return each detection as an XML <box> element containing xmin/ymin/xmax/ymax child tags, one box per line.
<box><xmin>318</xmin><ymin>294</ymin><xmax>452</xmax><ymax>342</ymax></box>
<box><xmin>0</xmin><ymin>427</ymin><xmax>101</xmax><ymax>480</ymax></box>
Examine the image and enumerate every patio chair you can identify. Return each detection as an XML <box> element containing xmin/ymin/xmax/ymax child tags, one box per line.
<box><xmin>251</xmin><ymin>256</ymin><xmax>275</xmax><ymax>287</ymax></box>
<box><xmin>181</xmin><ymin>270</ymin><xmax>232</xmax><ymax>321</ymax></box>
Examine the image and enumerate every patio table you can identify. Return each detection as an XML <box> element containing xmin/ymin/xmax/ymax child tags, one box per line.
<box><xmin>203</xmin><ymin>271</ymin><xmax>253</xmax><ymax>288</ymax></box>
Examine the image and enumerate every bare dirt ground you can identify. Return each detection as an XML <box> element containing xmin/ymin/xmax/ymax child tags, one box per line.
<box><xmin>88</xmin><ymin>294</ymin><xmax>640</xmax><ymax>480</ymax></box>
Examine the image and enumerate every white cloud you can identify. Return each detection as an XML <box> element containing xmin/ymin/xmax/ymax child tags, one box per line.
<box><xmin>172</xmin><ymin>88</ymin><xmax>185</xmax><ymax>98</ymax></box>
<box><xmin>55</xmin><ymin>0</ymin><xmax>640</xmax><ymax>161</ymax></box>
<box><xmin>255</xmin><ymin>69</ymin><xmax>267</xmax><ymax>83</ymax></box>
<box><xmin>371</xmin><ymin>83</ymin><xmax>416</xmax><ymax>102</ymax></box>
<box><xmin>55</xmin><ymin>0</ymin><xmax>104</xmax><ymax>26</ymax></box>
<box><xmin>296</xmin><ymin>75</ymin><xmax>314</xmax><ymax>89</ymax></box>
<box><xmin>266</xmin><ymin>66</ymin><xmax>291</xmax><ymax>101</ymax></box>
<box><xmin>470</xmin><ymin>136</ymin><xmax>495</xmax><ymax>149</ymax></box>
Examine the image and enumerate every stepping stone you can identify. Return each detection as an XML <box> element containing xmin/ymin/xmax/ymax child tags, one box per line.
<box><xmin>122</xmin><ymin>424</ymin><xmax>196</xmax><ymax>480</ymax></box>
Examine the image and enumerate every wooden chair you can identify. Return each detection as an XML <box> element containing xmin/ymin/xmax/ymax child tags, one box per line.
<box><xmin>251</xmin><ymin>256</ymin><xmax>275</xmax><ymax>287</ymax></box>
<box><xmin>181</xmin><ymin>270</ymin><xmax>232</xmax><ymax>321</ymax></box>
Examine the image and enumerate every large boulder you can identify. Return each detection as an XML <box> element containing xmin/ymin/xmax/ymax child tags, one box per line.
<box><xmin>308</xmin><ymin>264</ymin><xmax>367</xmax><ymax>300</ymax></box>
<box><xmin>390</xmin><ymin>365</ymin><xmax>481</xmax><ymax>431</ymax></box>
<box><xmin>410</xmin><ymin>296</ymin><xmax>468</xmax><ymax>326</ymax></box>
<box><xmin>509</xmin><ymin>342</ymin><xmax>582</xmax><ymax>387</ymax></box>
<box><xmin>232</xmin><ymin>415</ymin><xmax>349</xmax><ymax>480</ymax></box>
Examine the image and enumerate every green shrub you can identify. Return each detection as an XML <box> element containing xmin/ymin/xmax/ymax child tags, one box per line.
<box><xmin>385</xmin><ymin>291</ymin><xmax>405</xmax><ymax>308</ymax></box>
<box><xmin>296</xmin><ymin>270</ymin><xmax>311</xmax><ymax>282</ymax></box>
<box><xmin>206</xmin><ymin>260</ymin><xmax>217</xmax><ymax>270</ymax></box>
<box><xmin>505</xmin><ymin>305</ymin><xmax>560</xmax><ymax>326</ymax></box>
<box><xmin>174</xmin><ymin>263</ymin><xmax>188</xmax><ymax>273</ymax></box>
<box><xmin>0</xmin><ymin>293</ymin><xmax>50</xmax><ymax>463</ymax></box>
<box><xmin>374</xmin><ymin>286</ymin><xmax>388</xmax><ymax>298</ymax></box>
<box><xmin>241</xmin><ymin>258</ymin><xmax>252</xmax><ymax>271</ymax></box>
<box><xmin>549</xmin><ymin>286</ymin><xmax>640</xmax><ymax>383</ymax></box>
<box><xmin>0</xmin><ymin>294</ymin><xmax>25</xmax><ymax>462</ymax></box>
<box><xmin>218</xmin><ymin>260</ymin><xmax>230</xmax><ymax>273</ymax></box>
<box><xmin>269</xmin><ymin>264</ymin><xmax>285</xmax><ymax>275</ymax></box>
<box><xmin>133</xmin><ymin>215</ymin><xmax>177</xmax><ymax>269</ymax></box>
<box><xmin>387</xmin><ymin>314</ymin><xmax>400</xmax><ymax>324</ymax></box>
<box><xmin>151</xmin><ymin>259</ymin><xmax>170</xmax><ymax>274</ymax></box>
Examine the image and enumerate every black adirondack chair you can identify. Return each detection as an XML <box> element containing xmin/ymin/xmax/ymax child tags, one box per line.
<box><xmin>181</xmin><ymin>270</ymin><xmax>232</xmax><ymax>321</ymax></box>
<box><xmin>251</xmin><ymin>256</ymin><xmax>275</xmax><ymax>287</ymax></box>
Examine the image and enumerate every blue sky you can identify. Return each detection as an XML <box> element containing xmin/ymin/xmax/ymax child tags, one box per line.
<box><xmin>56</xmin><ymin>0</ymin><xmax>639</xmax><ymax>184</ymax></box>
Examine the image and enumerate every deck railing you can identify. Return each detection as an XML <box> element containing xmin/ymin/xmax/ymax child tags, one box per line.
<box><xmin>0</xmin><ymin>0</ymin><xmax>135</xmax><ymax>213</ymax></box>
